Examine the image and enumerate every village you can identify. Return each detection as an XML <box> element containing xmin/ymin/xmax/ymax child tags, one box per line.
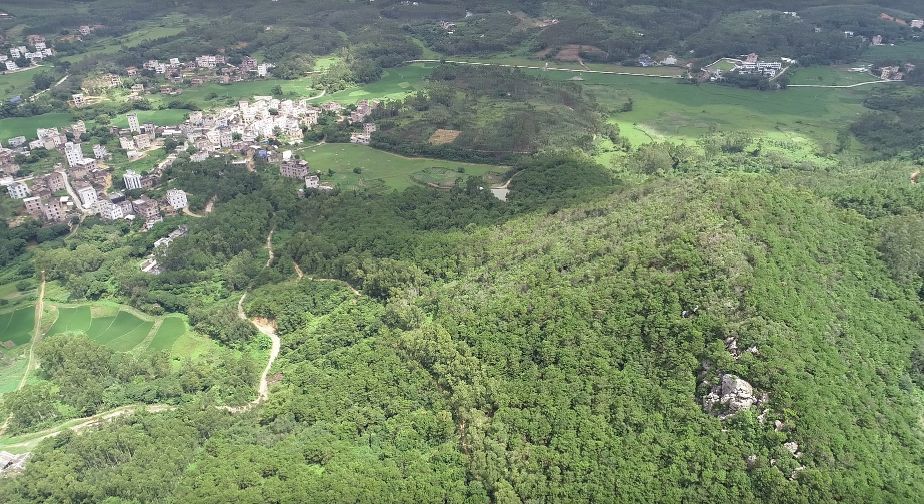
<box><xmin>0</xmin><ymin>91</ymin><xmax>382</xmax><ymax>255</ymax></box>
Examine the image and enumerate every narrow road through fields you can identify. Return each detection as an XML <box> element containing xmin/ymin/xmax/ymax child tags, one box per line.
<box><xmin>405</xmin><ymin>59</ymin><xmax>685</xmax><ymax>79</ymax></box>
<box><xmin>788</xmin><ymin>79</ymin><xmax>902</xmax><ymax>88</ymax></box>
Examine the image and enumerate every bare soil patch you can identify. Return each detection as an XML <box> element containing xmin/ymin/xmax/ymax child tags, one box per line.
<box><xmin>429</xmin><ymin>129</ymin><xmax>462</xmax><ymax>145</ymax></box>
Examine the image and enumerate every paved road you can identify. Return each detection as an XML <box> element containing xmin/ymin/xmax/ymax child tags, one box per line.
<box><xmin>406</xmin><ymin>59</ymin><xmax>685</xmax><ymax>79</ymax></box>
<box><xmin>788</xmin><ymin>79</ymin><xmax>901</xmax><ymax>89</ymax></box>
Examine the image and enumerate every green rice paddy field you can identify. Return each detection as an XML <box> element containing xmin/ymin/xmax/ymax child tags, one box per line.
<box><xmin>0</xmin><ymin>306</ymin><xmax>35</xmax><ymax>348</ymax></box>
<box><xmin>297</xmin><ymin>143</ymin><xmax>506</xmax><ymax>191</ymax></box>
<box><xmin>45</xmin><ymin>303</ymin><xmax>214</xmax><ymax>357</ymax></box>
<box><xmin>0</xmin><ymin>306</ymin><xmax>35</xmax><ymax>395</ymax></box>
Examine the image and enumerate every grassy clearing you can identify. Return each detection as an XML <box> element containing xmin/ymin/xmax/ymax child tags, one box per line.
<box><xmin>0</xmin><ymin>65</ymin><xmax>45</xmax><ymax>100</ymax></box>
<box><xmin>530</xmin><ymin>70</ymin><xmax>869</xmax><ymax>148</ymax></box>
<box><xmin>0</xmin><ymin>112</ymin><xmax>73</xmax><ymax>142</ymax></box>
<box><xmin>0</xmin><ymin>282</ymin><xmax>31</xmax><ymax>302</ymax></box>
<box><xmin>315</xmin><ymin>64</ymin><xmax>434</xmax><ymax>105</ymax></box>
<box><xmin>465</xmin><ymin>55</ymin><xmax>687</xmax><ymax>76</ymax></box>
<box><xmin>861</xmin><ymin>41</ymin><xmax>924</xmax><ymax>62</ymax></box>
<box><xmin>60</xmin><ymin>18</ymin><xmax>190</xmax><ymax>64</ymax></box>
<box><xmin>296</xmin><ymin>143</ymin><xmax>506</xmax><ymax>191</ymax></box>
<box><xmin>150</xmin><ymin>77</ymin><xmax>316</xmax><ymax>109</ymax></box>
<box><xmin>313</xmin><ymin>56</ymin><xmax>342</xmax><ymax>71</ymax></box>
<box><xmin>788</xmin><ymin>66</ymin><xmax>881</xmax><ymax>86</ymax></box>
<box><xmin>112</xmin><ymin>109</ymin><xmax>188</xmax><ymax>127</ymax></box>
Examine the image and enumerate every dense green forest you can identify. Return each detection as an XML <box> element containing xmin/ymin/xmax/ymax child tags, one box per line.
<box><xmin>1</xmin><ymin>0</ymin><xmax>924</xmax><ymax>502</ymax></box>
<box><xmin>2</xmin><ymin>169</ymin><xmax>924</xmax><ymax>502</ymax></box>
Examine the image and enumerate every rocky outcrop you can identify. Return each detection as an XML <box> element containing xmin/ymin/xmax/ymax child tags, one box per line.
<box><xmin>702</xmin><ymin>373</ymin><xmax>758</xmax><ymax>418</ymax></box>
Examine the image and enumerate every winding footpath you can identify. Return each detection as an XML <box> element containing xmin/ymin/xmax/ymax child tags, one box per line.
<box><xmin>0</xmin><ymin>232</ymin><xmax>282</xmax><ymax>450</ymax></box>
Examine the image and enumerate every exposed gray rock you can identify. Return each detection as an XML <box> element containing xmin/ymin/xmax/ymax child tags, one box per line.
<box><xmin>702</xmin><ymin>373</ymin><xmax>757</xmax><ymax>418</ymax></box>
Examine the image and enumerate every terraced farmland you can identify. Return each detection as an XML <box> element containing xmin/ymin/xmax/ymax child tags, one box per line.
<box><xmin>44</xmin><ymin>304</ymin><xmax>209</xmax><ymax>357</ymax></box>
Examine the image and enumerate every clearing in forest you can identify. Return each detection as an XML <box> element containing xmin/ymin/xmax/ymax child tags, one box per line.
<box><xmin>428</xmin><ymin>129</ymin><xmax>462</xmax><ymax>145</ymax></box>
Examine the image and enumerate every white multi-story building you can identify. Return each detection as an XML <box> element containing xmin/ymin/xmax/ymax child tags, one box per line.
<box><xmin>127</xmin><ymin>113</ymin><xmax>141</xmax><ymax>134</ymax></box>
<box><xmin>93</xmin><ymin>144</ymin><xmax>109</xmax><ymax>159</ymax></box>
<box><xmin>72</xmin><ymin>93</ymin><xmax>85</xmax><ymax>107</ymax></box>
<box><xmin>305</xmin><ymin>175</ymin><xmax>320</xmax><ymax>189</ymax></box>
<box><xmin>219</xmin><ymin>127</ymin><xmax>233</xmax><ymax>148</ymax></box>
<box><xmin>134</xmin><ymin>134</ymin><xmax>152</xmax><ymax>150</ymax></box>
<box><xmin>64</xmin><ymin>142</ymin><xmax>83</xmax><ymax>168</ymax></box>
<box><xmin>123</xmin><ymin>170</ymin><xmax>143</xmax><ymax>190</ymax></box>
<box><xmin>166</xmin><ymin>188</ymin><xmax>188</xmax><ymax>209</ymax></box>
<box><xmin>99</xmin><ymin>201</ymin><xmax>124</xmax><ymax>220</ymax></box>
<box><xmin>76</xmin><ymin>184</ymin><xmax>97</xmax><ymax>207</ymax></box>
<box><xmin>7</xmin><ymin>181</ymin><xmax>31</xmax><ymax>199</ymax></box>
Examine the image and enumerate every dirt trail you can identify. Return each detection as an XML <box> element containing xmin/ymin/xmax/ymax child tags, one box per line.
<box><xmin>293</xmin><ymin>261</ymin><xmax>304</xmax><ymax>279</ymax></box>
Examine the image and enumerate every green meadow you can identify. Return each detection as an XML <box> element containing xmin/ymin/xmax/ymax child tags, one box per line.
<box><xmin>112</xmin><ymin>109</ymin><xmax>188</xmax><ymax>127</ymax></box>
<box><xmin>314</xmin><ymin>64</ymin><xmax>435</xmax><ymax>105</ymax></box>
<box><xmin>0</xmin><ymin>112</ymin><xmax>73</xmax><ymax>142</ymax></box>
<box><xmin>530</xmin><ymin>69</ymin><xmax>869</xmax><ymax>147</ymax></box>
<box><xmin>787</xmin><ymin>65</ymin><xmax>882</xmax><ymax>86</ymax></box>
<box><xmin>861</xmin><ymin>41</ymin><xmax>924</xmax><ymax>62</ymax></box>
<box><xmin>59</xmin><ymin>17</ymin><xmax>190</xmax><ymax>64</ymax></box>
<box><xmin>296</xmin><ymin>143</ymin><xmax>506</xmax><ymax>191</ymax></box>
<box><xmin>0</xmin><ymin>65</ymin><xmax>46</xmax><ymax>100</ymax></box>
<box><xmin>150</xmin><ymin>77</ymin><xmax>317</xmax><ymax>109</ymax></box>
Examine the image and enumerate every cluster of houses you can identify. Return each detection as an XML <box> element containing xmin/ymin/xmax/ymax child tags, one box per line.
<box><xmin>131</xmin><ymin>55</ymin><xmax>273</xmax><ymax>86</ymax></box>
<box><xmin>0</xmin><ymin>34</ymin><xmax>54</xmax><ymax>72</ymax></box>
<box><xmin>734</xmin><ymin>53</ymin><xmax>784</xmax><ymax>78</ymax></box>
<box><xmin>277</xmin><ymin>151</ymin><xmax>333</xmax><ymax>191</ymax></box>
<box><xmin>2</xmin><ymin>114</ymin><xmax>186</xmax><ymax>230</ymax></box>
<box><xmin>140</xmin><ymin>224</ymin><xmax>188</xmax><ymax>275</ymax></box>
<box><xmin>346</xmin><ymin>100</ymin><xmax>380</xmax><ymax>144</ymax></box>
<box><xmin>879</xmin><ymin>12</ymin><xmax>924</xmax><ymax>29</ymax></box>
<box><xmin>878</xmin><ymin>63</ymin><xmax>915</xmax><ymax>81</ymax></box>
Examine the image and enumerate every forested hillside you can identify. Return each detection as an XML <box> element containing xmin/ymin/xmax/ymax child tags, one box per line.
<box><xmin>1</xmin><ymin>173</ymin><xmax>922</xmax><ymax>502</ymax></box>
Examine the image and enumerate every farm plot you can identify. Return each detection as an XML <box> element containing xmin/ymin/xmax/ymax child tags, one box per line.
<box><xmin>298</xmin><ymin>143</ymin><xmax>505</xmax><ymax>191</ymax></box>
<box><xmin>85</xmin><ymin>310</ymin><xmax>153</xmax><ymax>352</ymax></box>
<box><xmin>0</xmin><ymin>306</ymin><xmax>34</xmax><ymax>347</ymax></box>
<box><xmin>147</xmin><ymin>316</ymin><xmax>188</xmax><ymax>353</ymax></box>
